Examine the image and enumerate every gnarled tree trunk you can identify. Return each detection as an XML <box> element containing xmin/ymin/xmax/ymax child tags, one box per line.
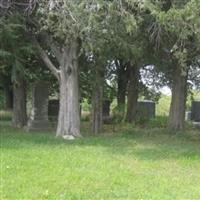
<box><xmin>168</xmin><ymin>66</ymin><xmax>188</xmax><ymax>131</ymax></box>
<box><xmin>12</xmin><ymin>71</ymin><xmax>27</xmax><ymax>128</ymax></box>
<box><xmin>56</xmin><ymin>41</ymin><xmax>81</xmax><ymax>137</ymax></box>
<box><xmin>35</xmin><ymin>38</ymin><xmax>81</xmax><ymax>138</ymax></box>
<box><xmin>126</xmin><ymin>62</ymin><xmax>139</xmax><ymax>123</ymax></box>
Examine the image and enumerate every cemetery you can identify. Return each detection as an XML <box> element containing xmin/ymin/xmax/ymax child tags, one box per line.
<box><xmin>0</xmin><ymin>1</ymin><xmax>200</xmax><ymax>199</ymax></box>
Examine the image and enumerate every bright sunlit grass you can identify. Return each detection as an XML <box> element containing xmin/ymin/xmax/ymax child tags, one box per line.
<box><xmin>1</xmin><ymin>121</ymin><xmax>200</xmax><ymax>200</ymax></box>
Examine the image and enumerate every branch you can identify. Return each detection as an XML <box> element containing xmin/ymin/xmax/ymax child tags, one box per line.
<box><xmin>38</xmin><ymin>33</ymin><xmax>63</xmax><ymax>65</ymax></box>
<box><xmin>33</xmin><ymin>38</ymin><xmax>60</xmax><ymax>80</ymax></box>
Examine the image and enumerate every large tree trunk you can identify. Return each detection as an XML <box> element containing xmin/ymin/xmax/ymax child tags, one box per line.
<box><xmin>91</xmin><ymin>67</ymin><xmax>103</xmax><ymax>134</ymax></box>
<box><xmin>117</xmin><ymin>60</ymin><xmax>129</xmax><ymax>114</ymax></box>
<box><xmin>168</xmin><ymin>66</ymin><xmax>188</xmax><ymax>131</ymax></box>
<box><xmin>35</xmin><ymin>38</ymin><xmax>81</xmax><ymax>138</ymax></box>
<box><xmin>12</xmin><ymin>71</ymin><xmax>27</xmax><ymax>128</ymax></box>
<box><xmin>56</xmin><ymin>41</ymin><xmax>81</xmax><ymax>137</ymax></box>
<box><xmin>126</xmin><ymin>63</ymin><xmax>139</xmax><ymax>123</ymax></box>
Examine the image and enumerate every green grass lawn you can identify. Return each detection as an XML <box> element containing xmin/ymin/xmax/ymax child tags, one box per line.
<box><xmin>1</xmin><ymin>121</ymin><xmax>200</xmax><ymax>200</ymax></box>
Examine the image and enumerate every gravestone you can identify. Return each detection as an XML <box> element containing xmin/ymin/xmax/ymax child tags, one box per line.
<box><xmin>27</xmin><ymin>81</ymin><xmax>50</xmax><ymax>131</ymax></box>
<box><xmin>136</xmin><ymin>100</ymin><xmax>156</xmax><ymax>120</ymax></box>
<box><xmin>185</xmin><ymin>111</ymin><xmax>192</xmax><ymax>121</ymax></box>
<box><xmin>48</xmin><ymin>99</ymin><xmax>59</xmax><ymax>122</ymax></box>
<box><xmin>191</xmin><ymin>100</ymin><xmax>200</xmax><ymax>122</ymax></box>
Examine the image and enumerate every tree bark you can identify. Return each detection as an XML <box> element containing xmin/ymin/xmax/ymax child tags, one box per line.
<box><xmin>91</xmin><ymin>67</ymin><xmax>103</xmax><ymax>134</ymax></box>
<box><xmin>56</xmin><ymin>41</ymin><xmax>81</xmax><ymax>137</ymax></box>
<box><xmin>12</xmin><ymin>71</ymin><xmax>27</xmax><ymax>128</ymax></box>
<box><xmin>35</xmin><ymin>38</ymin><xmax>81</xmax><ymax>137</ymax></box>
<box><xmin>126</xmin><ymin>62</ymin><xmax>140</xmax><ymax>123</ymax></box>
<box><xmin>117</xmin><ymin>60</ymin><xmax>129</xmax><ymax>114</ymax></box>
<box><xmin>168</xmin><ymin>66</ymin><xmax>188</xmax><ymax>131</ymax></box>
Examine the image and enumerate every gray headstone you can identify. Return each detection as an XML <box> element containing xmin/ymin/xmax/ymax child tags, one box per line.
<box><xmin>191</xmin><ymin>100</ymin><xmax>200</xmax><ymax>122</ymax></box>
<box><xmin>27</xmin><ymin>81</ymin><xmax>50</xmax><ymax>131</ymax></box>
<box><xmin>136</xmin><ymin>100</ymin><xmax>156</xmax><ymax>120</ymax></box>
<box><xmin>185</xmin><ymin>111</ymin><xmax>192</xmax><ymax>121</ymax></box>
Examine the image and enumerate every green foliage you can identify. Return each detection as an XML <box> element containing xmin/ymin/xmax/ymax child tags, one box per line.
<box><xmin>81</xmin><ymin>99</ymin><xmax>90</xmax><ymax>112</ymax></box>
<box><xmin>36</xmin><ymin>0</ymin><xmax>142</xmax><ymax>61</ymax></box>
<box><xmin>145</xmin><ymin>0</ymin><xmax>200</xmax><ymax>89</ymax></box>
<box><xmin>140</xmin><ymin>87</ymin><xmax>161</xmax><ymax>103</ymax></box>
<box><xmin>0</xmin><ymin>14</ymin><xmax>36</xmax><ymax>83</ymax></box>
<box><xmin>157</xmin><ymin>94</ymin><xmax>171</xmax><ymax>116</ymax></box>
<box><xmin>112</xmin><ymin>105</ymin><xmax>125</xmax><ymax>124</ymax></box>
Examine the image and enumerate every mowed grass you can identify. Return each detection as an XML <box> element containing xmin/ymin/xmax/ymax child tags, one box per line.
<box><xmin>1</xmin><ymin>122</ymin><xmax>200</xmax><ymax>200</ymax></box>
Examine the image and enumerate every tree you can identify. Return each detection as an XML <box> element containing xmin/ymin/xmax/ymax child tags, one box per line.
<box><xmin>126</xmin><ymin>61</ymin><xmax>140</xmax><ymax>122</ymax></box>
<box><xmin>33</xmin><ymin>1</ymin><xmax>114</xmax><ymax>136</ymax></box>
<box><xmin>0</xmin><ymin>14</ymin><xmax>32</xmax><ymax>128</ymax></box>
<box><xmin>100</xmin><ymin>1</ymin><xmax>141</xmax><ymax>122</ymax></box>
<box><xmin>146</xmin><ymin>0</ymin><xmax>200</xmax><ymax>130</ymax></box>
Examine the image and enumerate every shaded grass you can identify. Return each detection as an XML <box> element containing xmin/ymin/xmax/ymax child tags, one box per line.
<box><xmin>1</xmin><ymin>121</ymin><xmax>200</xmax><ymax>200</ymax></box>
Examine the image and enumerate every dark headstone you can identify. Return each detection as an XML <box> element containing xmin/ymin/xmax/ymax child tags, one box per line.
<box><xmin>27</xmin><ymin>81</ymin><xmax>50</xmax><ymax>131</ymax></box>
<box><xmin>48</xmin><ymin>99</ymin><xmax>59</xmax><ymax>128</ymax></box>
<box><xmin>191</xmin><ymin>100</ymin><xmax>200</xmax><ymax>122</ymax></box>
<box><xmin>48</xmin><ymin>99</ymin><xmax>59</xmax><ymax>121</ymax></box>
<box><xmin>136</xmin><ymin>100</ymin><xmax>156</xmax><ymax>119</ymax></box>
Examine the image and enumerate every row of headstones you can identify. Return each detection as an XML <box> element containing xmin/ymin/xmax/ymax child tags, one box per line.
<box><xmin>27</xmin><ymin>82</ymin><xmax>200</xmax><ymax>131</ymax></box>
<box><xmin>27</xmin><ymin>81</ymin><xmax>157</xmax><ymax>131</ymax></box>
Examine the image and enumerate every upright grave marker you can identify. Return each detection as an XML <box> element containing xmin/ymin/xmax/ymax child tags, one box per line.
<box><xmin>27</xmin><ymin>81</ymin><xmax>50</xmax><ymax>131</ymax></box>
<box><xmin>191</xmin><ymin>100</ymin><xmax>200</xmax><ymax>122</ymax></box>
<box><xmin>136</xmin><ymin>100</ymin><xmax>156</xmax><ymax>120</ymax></box>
